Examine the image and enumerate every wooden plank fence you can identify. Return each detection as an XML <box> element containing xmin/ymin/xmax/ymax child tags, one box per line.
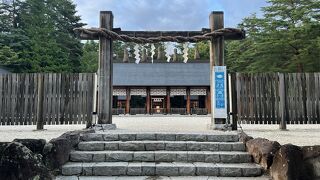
<box><xmin>0</xmin><ymin>73</ymin><xmax>95</xmax><ymax>125</ymax></box>
<box><xmin>235</xmin><ymin>73</ymin><xmax>320</xmax><ymax>124</ymax></box>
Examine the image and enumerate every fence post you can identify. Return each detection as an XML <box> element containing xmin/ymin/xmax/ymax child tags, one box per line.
<box><xmin>36</xmin><ymin>73</ymin><xmax>44</xmax><ymax>130</ymax></box>
<box><xmin>229</xmin><ymin>73</ymin><xmax>238</xmax><ymax>130</ymax></box>
<box><xmin>279</xmin><ymin>73</ymin><xmax>287</xmax><ymax>130</ymax></box>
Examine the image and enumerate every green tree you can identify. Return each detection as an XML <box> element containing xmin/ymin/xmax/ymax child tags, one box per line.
<box><xmin>80</xmin><ymin>40</ymin><xmax>98</xmax><ymax>72</ymax></box>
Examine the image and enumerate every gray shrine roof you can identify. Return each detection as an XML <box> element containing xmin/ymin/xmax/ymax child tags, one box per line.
<box><xmin>113</xmin><ymin>63</ymin><xmax>210</xmax><ymax>86</ymax></box>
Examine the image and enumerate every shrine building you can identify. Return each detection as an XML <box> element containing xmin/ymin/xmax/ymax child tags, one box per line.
<box><xmin>111</xmin><ymin>60</ymin><xmax>211</xmax><ymax>115</ymax></box>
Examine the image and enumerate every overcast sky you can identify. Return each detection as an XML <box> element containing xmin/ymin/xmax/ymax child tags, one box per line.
<box><xmin>73</xmin><ymin>0</ymin><xmax>268</xmax><ymax>30</ymax></box>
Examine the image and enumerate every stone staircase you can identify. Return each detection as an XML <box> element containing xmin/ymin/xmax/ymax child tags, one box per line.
<box><xmin>58</xmin><ymin>132</ymin><xmax>264</xmax><ymax>179</ymax></box>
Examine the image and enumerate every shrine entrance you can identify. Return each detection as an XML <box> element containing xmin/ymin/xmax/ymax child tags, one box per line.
<box><xmin>151</xmin><ymin>97</ymin><xmax>166</xmax><ymax>114</ymax></box>
<box><xmin>74</xmin><ymin>10</ymin><xmax>245</xmax><ymax>129</ymax></box>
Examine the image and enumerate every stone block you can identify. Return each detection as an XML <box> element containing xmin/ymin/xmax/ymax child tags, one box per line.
<box><xmin>155</xmin><ymin>151</ymin><xmax>176</xmax><ymax>162</ymax></box>
<box><xmin>93</xmin><ymin>124</ymin><xmax>116</xmax><ymax>131</ymax></box>
<box><xmin>104</xmin><ymin>142</ymin><xmax>119</xmax><ymax>150</ymax></box>
<box><xmin>103</xmin><ymin>134</ymin><xmax>119</xmax><ymax>141</ymax></box>
<box><xmin>156</xmin><ymin>162</ymin><xmax>179</xmax><ymax>176</ymax></box>
<box><xmin>174</xmin><ymin>162</ymin><xmax>196</xmax><ymax>176</ymax></box>
<box><xmin>136</xmin><ymin>134</ymin><xmax>156</xmax><ymax>140</ymax></box>
<box><xmin>219</xmin><ymin>166</ymin><xmax>242</xmax><ymax>177</ymax></box>
<box><xmin>233</xmin><ymin>143</ymin><xmax>246</xmax><ymax>151</ymax></box>
<box><xmin>188</xmin><ymin>152</ymin><xmax>205</xmax><ymax>162</ymax></box>
<box><xmin>176</xmin><ymin>134</ymin><xmax>206</xmax><ymax>142</ymax></box>
<box><xmin>187</xmin><ymin>143</ymin><xmax>202</xmax><ymax>151</ymax></box>
<box><xmin>92</xmin><ymin>162</ymin><xmax>128</xmax><ymax>176</ymax></box>
<box><xmin>127</xmin><ymin>162</ymin><xmax>142</xmax><ymax>176</ymax></box>
<box><xmin>220</xmin><ymin>154</ymin><xmax>239</xmax><ymax>163</ymax></box>
<box><xmin>70</xmin><ymin>152</ymin><xmax>93</xmax><ymax>162</ymax></box>
<box><xmin>156</xmin><ymin>133</ymin><xmax>176</xmax><ymax>141</ymax></box>
<box><xmin>81</xmin><ymin>134</ymin><xmax>103</xmax><ymax>141</ymax></box>
<box><xmin>238</xmin><ymin>153</ymin><xmax>252</xmax><ymax>163</ymax></box>
<box><xmin>78</xmin><ymin>142</ymin><xmax>104</xmax><ymax>151</ymax></box>
<box><xmin>133</xmin><ymin>152</ymin><xmax>154</xmax><ymax>162</ymax></box>
<box><xmin>194</xmin><ymin>162</ymin><xmax>218</xmax><ymax>176</ymax></box>
<box><xmin>145</xmin><ymin>142</ymin><xmax>165</xmax><ymax>151</ymax></box>
<box><xmin>200</xmin><ymin>143</ymin><xmax>219</xmax><ymax>151</ymax></box>
<box><xmin>165</xmin><ymin>142</ymin><xmax>187</xmax><ymax>151</ymax></box>
<box><xmin>203</xmin><ymin>152</ymin><xmax>220</xmax><ymax>163</ymax></box>
<box><xmin>119</xmin><ymin>142</ymin><xmax>145</xmax><ymax>151</ymax></box>
<box><xmin>92</xmin><ymin>153</ymin><xmax>106</xmax><ymax>162</ymax></box>
<box><xmin>219</xmin><ymin>143</ymin><xmax>233</xmax><ymax>151</ymax></box>
<box><xmin>141</xmin><ymin>162</ymin><xmax>155</xmax><ymax>176</ymax></box>
<box><xmin>242</xmin><ymin>166</ymin><xmax>262</xmax><ymax>177</ymax></box>
<box><xmin>62</xmin><ymin>163</ymin><xmax>82</xmax><ymax>175</ymax></box>
<box><xmin>176</xmin><ymin>152</ymin><xmax>188</xmax><ymax>162</ymax></box>
<box><xmin>119</xmin><ymin>134</ymin><xmax>136</xmax><ymax>141</ymax></box>
<box><xmin>82</xmin><ymin>163</ymin><xmax>96</xmax><ymax>176</ymax></box>
<box><xmin>105</xmin><ymin>151</ymin><xmax>133</xmax><ymax>162</ymax></box>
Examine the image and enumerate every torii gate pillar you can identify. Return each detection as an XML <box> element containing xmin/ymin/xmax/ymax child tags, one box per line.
<box><xmin>209</xmin><ymin>11</ymin><xmax>226</xmax><ymax>129</ymax></box>
<box><xmin>98</xmin><ymin>11</ymin><xmax>113</xmax><ymax>124</ymax></box>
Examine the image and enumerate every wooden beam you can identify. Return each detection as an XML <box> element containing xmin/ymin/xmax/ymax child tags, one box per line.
<box><xmin>36</xmin><ymin>73</ymin><xmax>44</xmax><ymax>130</ymax></box>
<box><xmin>146</xmin><ymin>88</ymin><xmax>151</xmax><ymax>114</ymax></box>
<box><xmin>210</xmin><ymin>11</ymin><xmax>225</xmax><ymax>129</ymax></box>
<box><xmin>98</xmin><ymin>11</ymin><xmax>113</xmax><ymax>124</ymax></box>
<box><xmin>186</xmin><ymin>88</ymin><xmax>191</xmax><ymax>115</ymax></box>
<box><xmin>166</xmin><ymin>87</ymin><xmax>171</xmax><ymax>114</ymax></box>
<box><xmin>77</xmin><ymin>29</ymin><xmax>245</xmax><ymax>40</ymax></box>
<box><xmin>125</xmin><ymin>87</ymin><xmax>130</xmax><ymax>114</ymax></box>
<box><xmin>279</xmin><ymin>73</ymin><xmax>287</xmax><ymax>130</ymax></box>
<box><xmin>206</xmin><ymin>88</ymin><xmax>211</xmax><ymax>114</ymax></box>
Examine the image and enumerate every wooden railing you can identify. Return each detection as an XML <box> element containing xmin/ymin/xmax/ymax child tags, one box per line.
<box><xmin>112</xmin><ymin>108</ymin><xmax>125</xmax><ymax>115</ymax></box>
<box><xmin>191</xmin><ymin>108</ymin><xmax>208</xmax><ymax>115</ymax></box>
<box><xmin>170</xmin><ymin>108</ymin><xmax>187</xmax><ymax>115</ymax></box>
<box><xmin>130</xmin><ymin>108</ymin><xmax>146</xmax><ymax>115</ymax></box>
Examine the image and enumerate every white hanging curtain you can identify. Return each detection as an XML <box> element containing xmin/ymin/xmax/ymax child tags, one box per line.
<box><xmin>190</xmin><ymin>88</ymin><xmax>207</xmax><ymax>96</ymax></box>
<box><xmin>113</xmin><ymin>88</ymin><xmax>127</xmax><ymax>96</ymax></box>
<box><xmin>170</xmin><ymin>88</ymin><xmax>187</xmax><ymax>96</ymax></box>
<box><xmin>150</xmin><ymin>88</ymin><xmax>167</xmax><ymax>96</ymax></box>
<box><xmin>130</xmin><ymin>88</ymin><xmax>147</xmax><ymax>96</ymax></box>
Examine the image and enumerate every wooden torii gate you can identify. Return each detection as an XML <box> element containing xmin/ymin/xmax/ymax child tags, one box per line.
<box><xmin>75</xmin><ymin>11</ymin><xmax>245</xmax><ymax>129</ymax></box>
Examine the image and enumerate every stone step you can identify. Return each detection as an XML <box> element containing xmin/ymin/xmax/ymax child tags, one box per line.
<box><xmin>81</xmin><ymin>133</ymin><xmax>239</xmax><ymax>142</ymax></box>
<box><xmin>61</xmin><ymin>162</ymin><xmax>262</xmax><ymax>177</ymax></box>
<box><xmin>70</xmin><ymin>150</ymin><xmax>252</xmax><ymax>163</ymax></box>
<box><xmin>56</xmin><ymin>175</ymin><xmax>271</xmax><ymax>180</ymax></box>
<box><xmin>77</xmin><ymin>141</ymin><xmax>245</xmax><ymax>152</ymax></box>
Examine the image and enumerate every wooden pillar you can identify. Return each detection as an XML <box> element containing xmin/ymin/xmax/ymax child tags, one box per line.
<box><xmin>230</xmin><ymin>73</ymin><xmax>238</xmax><ymax>130</ymax></box>
<box><xmin>125</xmin><ymin>87</ymin><xmax>130</xmax><ymax>114</ymax></box>
<box><xmin>209</xmin><ymin>11</ymin><xmax>225</xmax><ymax>129</ymax></box>
<box><xmin>206</xmin><ymin>88</ymin><xmax>211</xmax><ymax>114</ymax></box>
<box><xmin>98</xmin><ymin>11</ymin><xmax>113</xmax><ymax>124</ymax></box>
<box><xmin>146</xmin><ymin>87</ymin><xmax>151</xmax><ymax>114</ymax></box>
<box><xmin>186</xmin><ymin>88</ymin><xmax>191</xmax><ymax>114</ymax></box>
<box><xmin>279</xmin><ymin>73</ymin><xmax>287</xmax><ymax>130</ymax></box>
<box><xmin>166</xmin><ymin>87</ymin><xmax>171</xmax><ymax>114</ymax></box>
<box><xmin>36</xmin><ymin>73</ymin><xmax>44</xmax><ymax>130</ymax></box>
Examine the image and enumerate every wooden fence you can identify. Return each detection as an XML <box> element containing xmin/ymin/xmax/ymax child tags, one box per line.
<box><xmin>0</xmin><ymin>73</ymin><xmax>95</xmax><ymax>125</ymax></box>
<box><xmin>234</xmin><ymin>73</ymin><xmax>320</xmax><ymax>124</ymax></box>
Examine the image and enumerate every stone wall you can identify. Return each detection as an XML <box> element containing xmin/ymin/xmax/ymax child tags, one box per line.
<box><xmin>240</xmin><ymin>132</ymin><xmax>320</xmax><ymax>180</ymax></box>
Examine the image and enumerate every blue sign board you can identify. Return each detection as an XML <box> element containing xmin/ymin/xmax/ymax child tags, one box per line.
<box><xmin>212</xmin><ymin>66</ymin><xmax>227</xmax><ymax>118</ymax></box>
<box><xmin>215</xmin><ymin>72</ymin><xmax>225</xmax><ymax>109</ymax></box>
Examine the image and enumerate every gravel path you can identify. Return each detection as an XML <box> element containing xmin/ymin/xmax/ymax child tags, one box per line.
<box><xmin>0</xmin><ymin>116</ymin><xmax>319</xmax><ymax>146</ymax></box>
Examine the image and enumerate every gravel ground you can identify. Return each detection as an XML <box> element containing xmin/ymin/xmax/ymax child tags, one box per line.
<box><xmin>0</xmin><ymin>116</ymin><xmax>319</xmax><ymax>146</ymax></box>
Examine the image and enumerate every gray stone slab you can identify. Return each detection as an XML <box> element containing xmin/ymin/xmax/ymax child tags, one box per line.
<box><xmin>219</xmin><ymin>143</ymin><xmax>233</xmax><ymax>151</ymax></box>
<box><xmin>81</xmin><ymin>134</ymin><xmax>103</xmax><ymax>141</ymax></box>
<box><xmin>155</xmin><ymin>151</ymin><xmax>176</xmax><ymax>162</ymax></box>
<box><xmin>156</xmin><ymin>133</ymin><xmax>176</xmax><ymax>141</ymax></box>
<box><xmin>200</xmin><ymin>143</ymin><xmax>219</xmax><ymax>151</ymax></box>
<box><xmin>119</xmin><ymin>134</ymin><xmax>136</xmax><ymax>141</ymax></box>
<box><xmin>238</xmin><ymin>154</ymin><xmax>252</xmax><ymax>163</ymax></box>
<box><xmin>188</xmin><ymin>152</ymin><xmax>205</xmax><ymax>162</ymax></box>
<box><xmin>145</xmin><ymin>141</ymin><xmax>165</xmax><ymax>150</ymax></box>
<box><xmin>187</xmin><ymin>143</ymin><xmax>202</xmax><ymax>151</ymax></box>
<box><xmin>82</xmin><ymin>162</ymin><xmax>96</xmax><ymax>176</ymax></box>
<box><xmin>92</xmin><ymin>162</ymin><xmax>128</xmax><ymax>176</ymax></box>
<box><xmin>156</xmin><ymin>162</ymin><xmax>179</xmax><ymax>176</ymax></box>
<box><xmin>93</xmin><ymin>124</ymin><xmax>116</xmax><ymax>131</ymax></box>
<box><xmin>174</xmin><ymin>162</ymin><xmax>196</xmax><ymax>176</ymax></box>
<box><xmin>203</xmin><ymin>152</ymin><xmax>220</xmax><ymax>163</ymax></box>
<box><xmin>219</xmin><ymin>167</ymin><xmax>242</xmax><ymax>177</ymax></box>
<box><xmin>207</xmin><ymin>135</ymin><xmax>238</xmax><ymax>142</ymax></box>
<box><xmin>92</xmin><ymin>152</ymin><xmax>106</xmax><ymax>162</ymax></box>
<box><xmin>78</xmin><ymin>142</ymin><xmax>104</xmax><ymax>151</ymax></box>
<box><xmin>104</xmin><ymin>142</ymin><xmax>119</xmax><ymax>150</ymax></box>
<box><xmin>103</xmin><ymin>134</ymin><xmax>119</xmax><ymax>141</ymax></box>
<box><xmin>220</xmin><ymin>154</ymin><xmax>239</xmax><ymax>163</ymax></box>
<box><xmin>79</xmin><ymin>177</ymin><xmax>117</xmax><ymax>180</ymax></box>
<box><xmin>176</xmin><ymin>151</ymin><xmax>188</xmax><ymax>162</ymax></box>
<box><xmin>55</xmin><ymin>176</ymin><xmax>79</xmax><ymax>180</ymax></box>
<box><xmin>133</xmin><ymin>152</ymin><xmax>154</xmax><ymax>162</ymax></box>
<box><xmin>141</xmin><ymin>162</ymin><xmax>155</xmax><ymax>176</ymax></box>
<box><xmin>62</xmin><ymin>162</ymin><xmax>83</xmax><ymax>175</ymax></box>
<box><xmin>118</xmin><ymin>142</ymin><xmax>145</xmax><ymax>151</ymax></box>
<box><xmin>105</xmin><ymin>151</ymin><xmax>133</xmax><ymax>162</ymax></box>
<box><xmin>70</xmin><ymin>152</ymin><xmax>93</xmax><ymax>162</ymax></box>
<box><xmin>194</xmin><ymin>162</ymin><xmax>219</xmax><ymax>176</ymax></box>
<box><xmin>127</xmin><ymin>162</ymin><xmax>142</xmax><ymax>176</ymax></box>
<box><xmin>242</xmin><ymin>166</ymin><xmax>262</xmax><ymax>176</ymax></box>
<box><xmin>165</xmin><ymin>142</ymin><xmax>187</xmax><ymax>151</ymax></box>
<box><xmin>232</xmin><ymin>143</ymin><xmax>246</xmax><ymax>151</ymax></box>
<box><xmin>136</xmin><ymin>133</ymin><xmax>156</xmax><ymax>140</ymax></box>
<box><xmin>176</xmin><ymin>134</ymin><xmax>206</xmax><ymax>142</ymax></box>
